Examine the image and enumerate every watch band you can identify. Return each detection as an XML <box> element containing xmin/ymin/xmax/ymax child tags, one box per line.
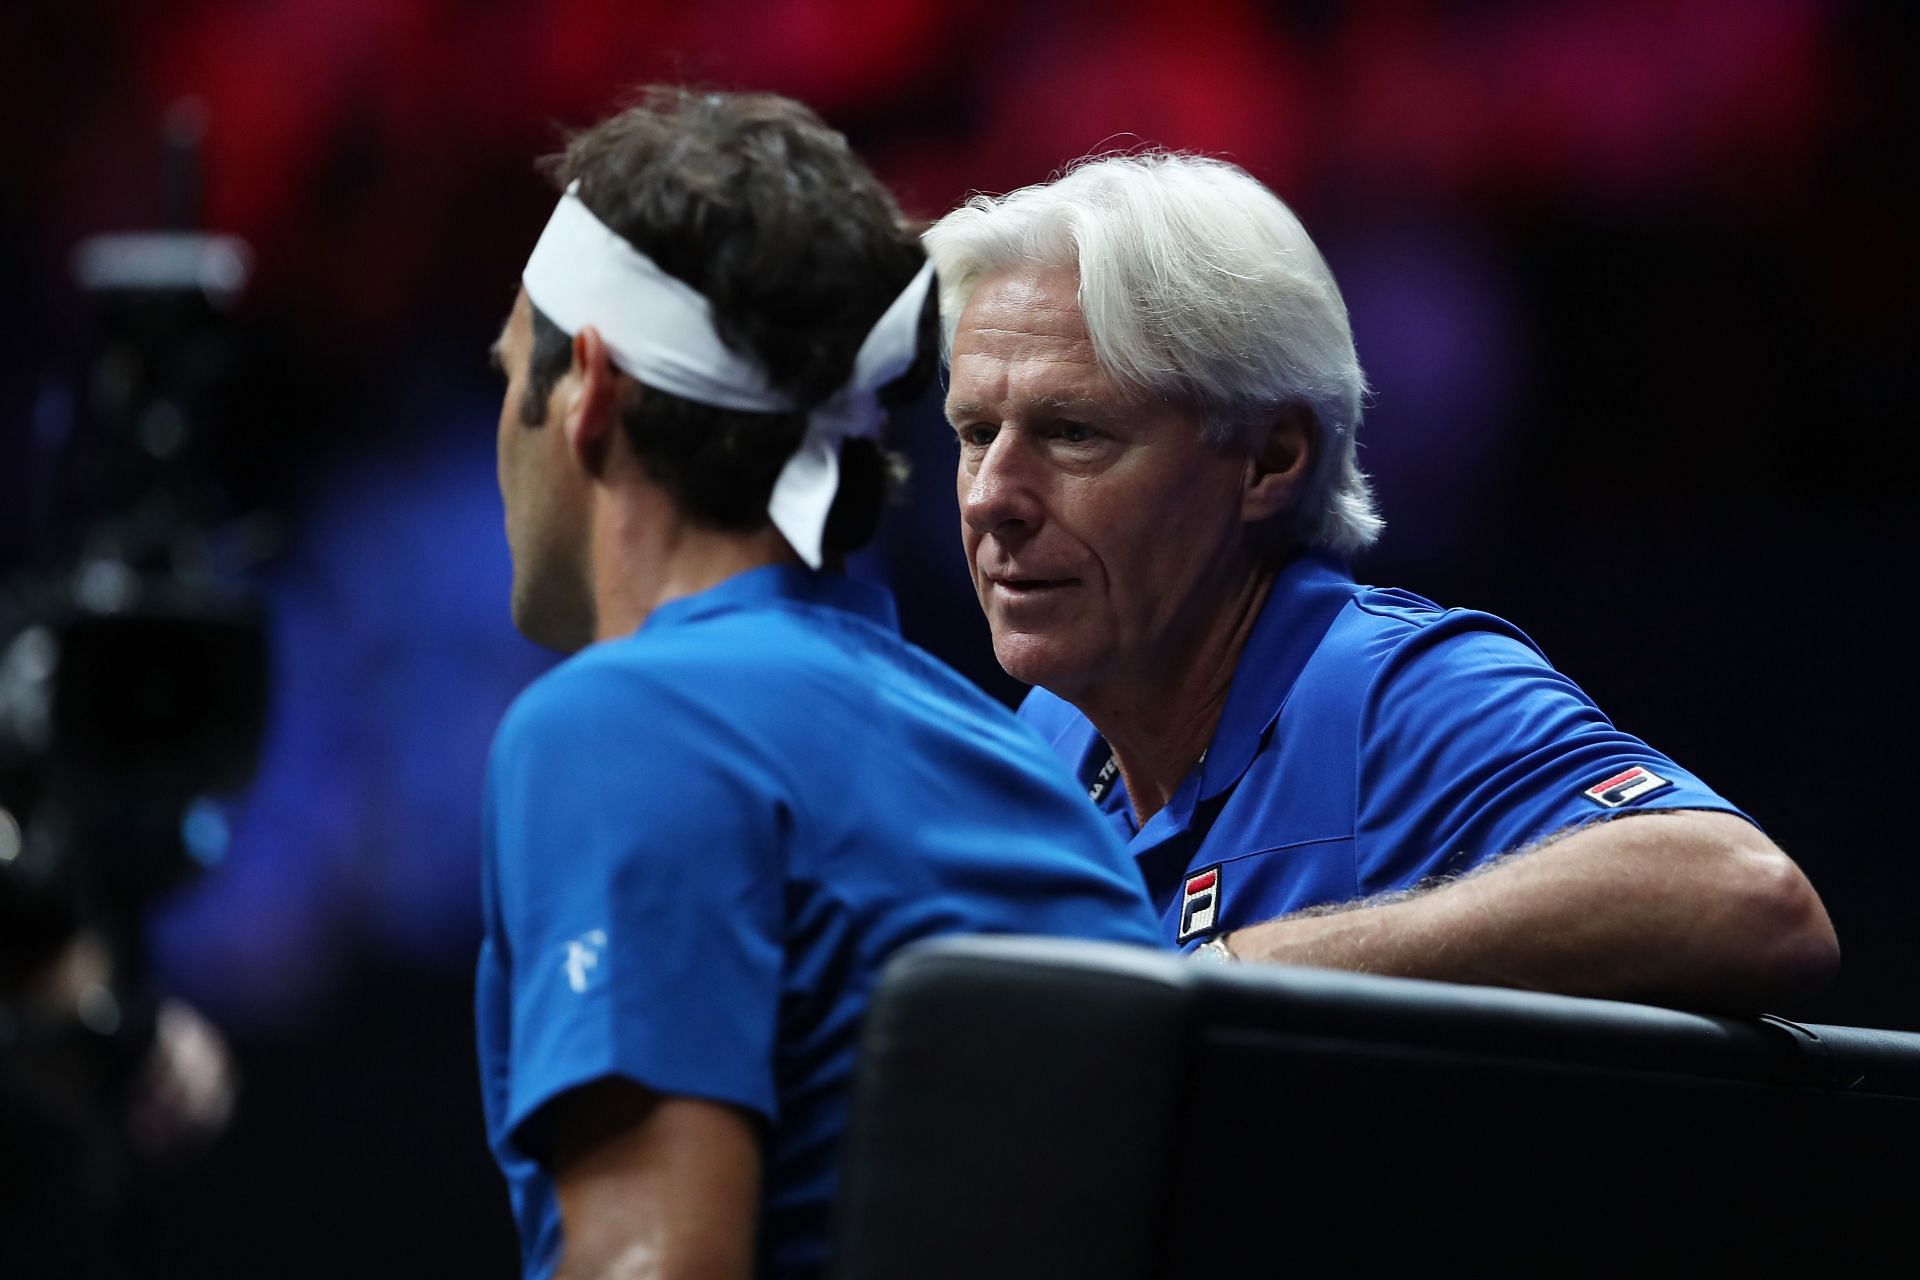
<box><xmin>1192</xmin><ymin>936</ymin><xmax>1236</xmax><ymax>964</ymax></box>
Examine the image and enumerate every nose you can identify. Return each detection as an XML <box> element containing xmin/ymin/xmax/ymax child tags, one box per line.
<box><xmin>960</xmin><ymin>431</ymin><xmax>1046</xmax><ymax>537</ymax></box>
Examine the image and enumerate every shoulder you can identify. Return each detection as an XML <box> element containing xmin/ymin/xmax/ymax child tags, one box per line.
<box><xmin>484</xmin><ymin>639</ymin><xmax>791</xmax><ymax>879</ymax></box>
<box><xmin>1349</xmin><ymin>587</ymin><xmax>1544</xmax><ymax>663</ymax></box>
<box><xmin>1303</xmin><ymin>587</ymin><xmax>1559</xmax><ymax>704</ymax></box>
<box><xmin>491</xmin><ymin>631</ymin><xmax>784</xmax><ymax>784</ymax></box>
<box><xmin>494</xmin><ymin>643</ymin><xmax>677</xmax><ymax>752</ymax></box>
<box><xmin>1276</xmin><ymin>587</ymin><xmax>1595</xmax><ymax>793</ymax></box>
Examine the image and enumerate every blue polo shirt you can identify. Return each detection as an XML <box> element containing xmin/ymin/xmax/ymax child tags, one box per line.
<box><xmin>1019</xmin><ymin>553</ymin><xmax>1748</xmax><ymax>950</ymax></box>
<box><xmin>476</xmin><ymin>566</ymin><xmax>1156</xmax><ymax>1279</ymax></box>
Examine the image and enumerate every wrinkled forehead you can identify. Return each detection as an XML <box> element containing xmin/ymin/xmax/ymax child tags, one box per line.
<box><xmin>946</xmin><ymin>269</ymin><xmax>1166</xmax><ymax>424</ymax></box>
<box><xmin>951</xmin><ymin>265</ymin><xmax>1089</xmax><ymax>352</ymax></box>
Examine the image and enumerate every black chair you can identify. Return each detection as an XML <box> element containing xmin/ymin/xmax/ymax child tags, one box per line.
<box><xmin>829</xmin><ymin>937</ymin><xmax>1920</xmax><ymax>1277</ymax></box>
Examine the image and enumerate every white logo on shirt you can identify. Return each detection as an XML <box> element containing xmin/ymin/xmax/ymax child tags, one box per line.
<box><xmin>563</xmin><ymin>930</ymin><xmax>608</xmax><ymax>993</ymax></box>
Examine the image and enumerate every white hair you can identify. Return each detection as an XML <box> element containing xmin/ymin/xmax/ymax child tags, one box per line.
<box><xmin>923</xmin><ymin>152</ymin><xmax>1382</xmax><ymax>557</ymax></box>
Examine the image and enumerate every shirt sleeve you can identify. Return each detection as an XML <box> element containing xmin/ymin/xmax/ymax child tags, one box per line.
<box><xmin>484</xmin><ymin>654</ymin><xmax>786</xmax><ymax>1163</ymax></box>
<box><xmin>1353</xmin><ymin>610</ymin><xmax>1750</xmax><ymax>896</ymax></box>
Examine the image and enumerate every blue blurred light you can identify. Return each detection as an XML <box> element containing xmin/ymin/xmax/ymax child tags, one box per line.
<box><xmin>182</xmin><ymin>796</ymin><xmax>231</xmax><ymax>868</ymax></box>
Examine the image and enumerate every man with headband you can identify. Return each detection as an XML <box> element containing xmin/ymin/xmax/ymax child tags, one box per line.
<box><xmin>476</xmin><ymin>89</ymin><xmax>1158</xmax><ymax>1280</ymax></box>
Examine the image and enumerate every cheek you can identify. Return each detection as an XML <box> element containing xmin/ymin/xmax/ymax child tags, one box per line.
<box><xmin>955</xmin><ymin>480</ymin><xmax>984</xmax><ymax>568</ymax></box>
<box><xmin>1161</xmin><ymin>485</ymin><xmax>1234</xmax><ymax>553</ymax></box>
<box><xmin>1087</xmin><ymin>467</ymin><xmax>1239</xmax><ymax>585</ymax></box>
<box><xmin>497</xmin><ymin>398</ymin><xmax>525</xmax><ymax>482</ymax></box>
<box><xmin>1069</xmin><ymin>468</ymin><xmax>1171</xmax><ymax>551</ymax></box>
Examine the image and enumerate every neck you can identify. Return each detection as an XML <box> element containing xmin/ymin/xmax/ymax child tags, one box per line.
<box><xmin>587</xmin><ymin>485</ymin><xmax>800</xmax><ymax>642</ymax></box>
<box><xmin>1080</xmin><ymin>566</ymin><xmax>1276</xmax><ymax>827</ymax></box>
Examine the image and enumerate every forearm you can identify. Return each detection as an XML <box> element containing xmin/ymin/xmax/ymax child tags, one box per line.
<box><xmin>1222</xmin><ymin>810</ymin><xmax>1838</xmax><ymax>1011</ymax></box>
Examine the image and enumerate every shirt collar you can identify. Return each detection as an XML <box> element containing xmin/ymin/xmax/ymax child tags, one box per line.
<box><xmin>1194</xmin><ymin>551</ymin><xmax>1358</xmax><ymax>802</ymax></box>
<box><xmin>642</xmin><ymin>564</ymin><xmax>900</xmax><ymax>634</ymax></box>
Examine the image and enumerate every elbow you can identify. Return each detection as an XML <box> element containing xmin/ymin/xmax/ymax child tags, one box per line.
<box><xmin>1724</xmin><ymin>843</ymin><xmax>1840</xmax><ymax>1008</ymax></box>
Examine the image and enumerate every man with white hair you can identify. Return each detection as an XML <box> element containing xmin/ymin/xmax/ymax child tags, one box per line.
<box><xmin>478</xmin><ymin>92</ymin><xmax>1157</xmax><ymax>1280</ymax></box>
<box><xmin>924</xmin><ymin>153</ymin><xmax>1838</xmax><ymax>1008</ymax></box>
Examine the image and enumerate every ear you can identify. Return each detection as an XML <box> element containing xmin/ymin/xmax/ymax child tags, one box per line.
<box><xmin>561</xmin><ymin>325</ymin><xmax>620</xmax><ymax>473</ymax></box>
<box><xmin>1241</xmin><ymin>402</ymin><xmax>1313</xmax><ymax>525</ymax></box>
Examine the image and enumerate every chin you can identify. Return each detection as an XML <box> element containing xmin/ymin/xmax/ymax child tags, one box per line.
<box><xmin>991</xmin><ymin>632</ymin><xmax>1095</xmax><ymax>699</ymax></box>
<box><xmin>511</xmin><ymin>578</ymin><xmax>594</xmax><ymax>655</ymax></box>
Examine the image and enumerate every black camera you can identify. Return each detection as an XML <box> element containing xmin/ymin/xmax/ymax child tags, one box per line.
<box><xmin>2</xmin><ymin>118</ymin><xmax>270</xmax><ymax>1263</ymax></box>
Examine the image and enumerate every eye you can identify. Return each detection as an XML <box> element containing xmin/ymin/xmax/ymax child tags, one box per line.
<box><xmin>1056</xmin><ymin>421</ymin><xmax>1097</xmax><ymax>444</ymax></box>
<box><xmin>955</xmin><ymin>423</ymin><xmax>996</xmax><ymax>448</ymax></box>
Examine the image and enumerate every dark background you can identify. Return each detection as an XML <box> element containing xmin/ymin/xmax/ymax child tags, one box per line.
<box><xmin>2</xmin><ymin>1</ymin><xmax>1914</xmax><ymax>1274</ymax></box>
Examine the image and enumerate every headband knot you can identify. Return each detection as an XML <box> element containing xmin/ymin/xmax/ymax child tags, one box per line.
<box><xmin>523</xmin><ymin>181</ymin><xmax>934</xmax><ymax>568</ymax></box>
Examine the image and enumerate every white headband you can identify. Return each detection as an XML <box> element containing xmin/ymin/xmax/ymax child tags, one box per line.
<box><xmin>522</xmin><ymin>181</ymin><xmax>934</xmax><ymax>568</ymax></box>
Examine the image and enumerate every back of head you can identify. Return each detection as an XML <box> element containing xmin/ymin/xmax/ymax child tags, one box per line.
<box><xmin>524</xmin><ymin>86</ymin><xmax>934</xmax><ymax>553</ymax></box>
<box><xmin>924</xmin><ymin>152</ymin><xmax>1381</xmax><ymax>558</ymax></box>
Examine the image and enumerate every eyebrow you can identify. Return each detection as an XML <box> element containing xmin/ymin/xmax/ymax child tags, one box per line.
<box><xmin>944</xmin><ymin>395</ymin><xmax>1106</xmax><ymax>425</ymax></box>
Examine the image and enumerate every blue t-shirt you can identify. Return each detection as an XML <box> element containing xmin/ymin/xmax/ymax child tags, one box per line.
<box><xmin>1020</xmin><ymin>553</ymin><xmax>1748</xmax><ymax>950</ymax></box>
<box><xmin>476</xmin><ymin>566</ymin><xmax>1157</xmax><ymax>1279</ymax></box>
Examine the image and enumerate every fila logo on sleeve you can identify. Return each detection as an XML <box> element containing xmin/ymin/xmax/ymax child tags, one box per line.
<box><xmin>1178</xmin><ymin>865</ymin><xmax>1222</xmax><ymax>943</ymax></box>
<box><xmin>1582</xmin><ymin>766</ymin><xmax>1674</xmax><ymax>809</ymax></box>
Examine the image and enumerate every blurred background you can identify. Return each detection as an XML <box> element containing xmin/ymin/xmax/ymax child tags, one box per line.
<box><xmin>0</xmin><ymin>0</ymin><xmax>1912</xmax><ymax>1274</ymax></box>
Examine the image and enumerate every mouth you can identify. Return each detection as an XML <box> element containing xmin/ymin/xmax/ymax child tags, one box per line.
<box><xmin>987</xmin><ymin>576</ymin><xmax>1078</xmax><ymax>598</ymax></box>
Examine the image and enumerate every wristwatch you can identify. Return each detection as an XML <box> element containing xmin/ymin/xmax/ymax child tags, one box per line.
<box><xmin>1192</xmin><ymin>936</ymin><xmax>1236</xmax><ymax>964</ymax></box>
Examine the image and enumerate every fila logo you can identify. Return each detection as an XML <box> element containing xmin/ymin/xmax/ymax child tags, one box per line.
<box><xmin>1178</xmin><ymin>865</ymin><xmax>1222</xmax><ymax>943</ymax></box>
<box><xmin>1583</xmin><ymin>766</ymin><xmax>1673</xmax><ymax>809</ymax></box>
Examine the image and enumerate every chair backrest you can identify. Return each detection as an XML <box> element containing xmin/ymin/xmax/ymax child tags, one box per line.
<box><xmin>828</xmin><ymin>937</ymin><xmax>1920</xmax><ymax>1278</ymax></box>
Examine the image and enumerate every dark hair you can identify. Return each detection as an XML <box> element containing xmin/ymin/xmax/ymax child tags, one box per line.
<box><xmin>522</xmin><ymin>86</ymin><xmax>934</xmax><ymax>552</ymax></box>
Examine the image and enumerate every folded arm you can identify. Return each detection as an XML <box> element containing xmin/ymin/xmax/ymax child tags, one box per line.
<box><xmin>1222</xmin><ymin>810</ymin><xmax>1839</xmax><ymax>1011</ymax></box>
